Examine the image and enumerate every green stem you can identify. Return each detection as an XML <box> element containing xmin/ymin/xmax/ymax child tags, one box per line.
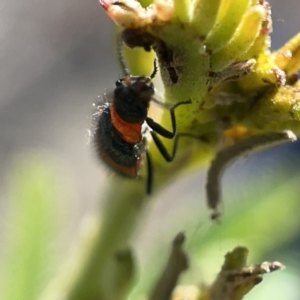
<box><xmin>39</xmin><ymin>177</ymin><xmax>146</xmax><ymax>300</ymax></box>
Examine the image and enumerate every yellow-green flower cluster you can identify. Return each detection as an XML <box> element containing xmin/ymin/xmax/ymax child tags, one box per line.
<box><xmin>101</xmin><ymin>0</ymin><xmax>300</xmax><ymax>146</ymax></box>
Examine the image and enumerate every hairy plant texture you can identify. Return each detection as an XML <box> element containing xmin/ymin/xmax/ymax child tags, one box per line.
<box><xmin>100</xmin><ymin>0</ymin><xmax>300</xmax><ymax>207</ymax></box>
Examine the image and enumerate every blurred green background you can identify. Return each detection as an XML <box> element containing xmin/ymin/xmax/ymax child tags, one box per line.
<box><xmin>0</xmin><ymin>0</ymin><xmax>299</xmax><ymax>299</ymax></box>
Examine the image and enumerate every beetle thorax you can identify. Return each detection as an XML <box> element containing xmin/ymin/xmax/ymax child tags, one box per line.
<box><xmin>114</xmin><ymin>76</ymin><xmax>155</xmax><ymax>123</ymax></box>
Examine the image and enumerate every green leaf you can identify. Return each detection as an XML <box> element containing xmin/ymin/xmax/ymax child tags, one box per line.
<box><xmin>0</xmin><ymin>154</ymin><xmax>63</xmax><ymax>300</ymax></box>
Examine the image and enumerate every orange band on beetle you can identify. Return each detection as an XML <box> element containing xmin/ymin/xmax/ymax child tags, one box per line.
<box><xmin>110</xmin><ymin>101</ymin><xmax>143</xmax><ymax>144</ymax></box>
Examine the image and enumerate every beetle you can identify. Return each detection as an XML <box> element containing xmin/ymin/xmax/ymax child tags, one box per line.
<box><xmin>91</xmin><ymin>37</ymin><xmax>191</xmax><ymax>194</ymax></box>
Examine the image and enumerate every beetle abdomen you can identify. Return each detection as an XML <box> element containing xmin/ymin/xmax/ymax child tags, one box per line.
<box><xmin>94</xmin><ymin>105</ymin><xmax>141</xmax><ymax>178</ymax></box>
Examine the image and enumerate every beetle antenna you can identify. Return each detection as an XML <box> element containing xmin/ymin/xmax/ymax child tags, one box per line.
<box><xmin>116</xmin><ymin>33</ymin><xmax>130</xmax><ymax>77</ymax></box>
